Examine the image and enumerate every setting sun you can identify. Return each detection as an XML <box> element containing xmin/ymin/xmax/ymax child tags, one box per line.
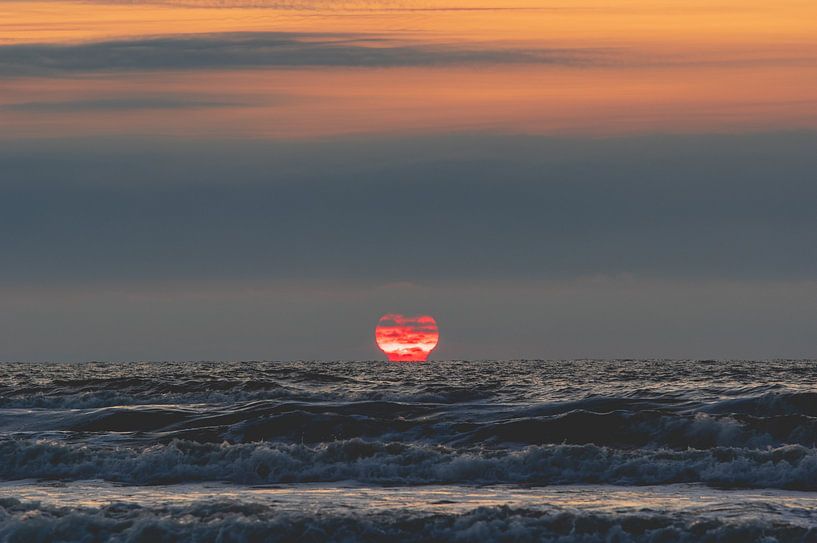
<box><xmin>375</xmin><ymin>314</ymin><xmax>439</xmax><ymax>362</ymax></box>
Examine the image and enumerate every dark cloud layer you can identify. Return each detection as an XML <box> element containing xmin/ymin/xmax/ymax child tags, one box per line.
<box><xmin>0</xmin><ymin>33</ymin><xmax>604</xmax><ymax>77</ymax></box>
<box><xmin>2</xmin><ymin>97</ymin><xmax>247</xmax><ymax>112</ymax></box>
<box><xmin>1</xmin><ymin>132</ymin><xmax>815</xmax><ymax>285</ymax></box>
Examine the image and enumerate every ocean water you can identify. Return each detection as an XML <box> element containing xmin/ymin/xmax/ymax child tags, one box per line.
<box><xmin>2</xmin><ymin>359</ymin><xmax>817</xmax><ymax>542</ymax></box>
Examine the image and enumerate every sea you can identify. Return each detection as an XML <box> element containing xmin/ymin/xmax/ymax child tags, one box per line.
<box><xmin>1</xmin><ymin>359</ymin><xmax>817</xmax><ymax>542</ymax></box>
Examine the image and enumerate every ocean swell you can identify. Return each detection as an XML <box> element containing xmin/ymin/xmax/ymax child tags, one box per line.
<box><xmin>2</xmin><ymin>438</ymin><xmax>817</xmax><ymax>489</ymax></box>
<box><xmin>4</xmin><ymin>399</ymin><xmax>817</xmax><ymax>450</ymax></box>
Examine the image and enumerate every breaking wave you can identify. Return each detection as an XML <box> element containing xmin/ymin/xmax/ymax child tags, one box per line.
<box><xmin>3</xmin><ymin>438</ymin><xmax>817</xmax><ymax>489</ymax></box>
<box><xmin>1</xmin><ymin>498</ymin><xmax>814</xmax><ymax>543</ymax></box>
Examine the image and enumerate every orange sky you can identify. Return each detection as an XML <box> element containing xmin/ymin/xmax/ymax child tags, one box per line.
<box><xmin>3</xmin><ymin>0</ymin><xmax>816</xmax><ymax>46</ymax></box>
<box><xmin>2</xmin><ymin>0</ymin><xmax>816</xmax><ymax>139</ymax></box>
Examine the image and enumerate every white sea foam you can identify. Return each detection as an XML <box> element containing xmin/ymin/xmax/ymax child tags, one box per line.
<box><xmin>1</xmin><ymin>494</ymin><xmax>814</xmax><ymax>543</ymax></box>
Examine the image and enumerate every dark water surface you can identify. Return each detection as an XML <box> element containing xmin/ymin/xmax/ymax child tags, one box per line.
<box><xmin>2</xmin><ymin>360</ymin><xmax>817</xmax><ymax>541</ymax></box>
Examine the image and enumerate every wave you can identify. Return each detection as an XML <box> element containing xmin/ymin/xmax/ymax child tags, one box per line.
<box><xmin>702</xmin><ymin>392</ymin><xmax>817</xmax><ymax>417</ymax></box>
<box><xmin>3</xmin><ymin>438</ymin><xmax>817</xmax><ymax>489</ymax></box>
<box><xmin>5</xmin><ymin>398</ymin><xmax>817</xmax><ymax>450</ymax></box>
<box><xmin>2</xmin><ymin>359</ymin><xmax>813</xmax><ymax>410</ymax></box>
<box><xmin>0</xmin><ymin>498</ymin><xmax>814</xmax><ymax>543</ymax></box>
<box><xmin>465</xmin><ymin>410</ymin><xmax>817</xmax><ymax>449</ymax></box>
<box><xmin>0</xmin><ymin>381</ymin><xmax>501</xmax><ymax>409</ymax></box>
<box><xmin>218</xmin><ymin>407</ymin><xmax>817</xmax><ymax>449</ymax></box>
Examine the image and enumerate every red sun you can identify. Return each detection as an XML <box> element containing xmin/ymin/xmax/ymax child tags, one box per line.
<box><xmin>375</xmin><ymin>314</ymin><xmax>439</xmax><ymax>362</ymax></box>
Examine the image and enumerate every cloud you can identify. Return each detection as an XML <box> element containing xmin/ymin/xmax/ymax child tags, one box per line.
<box><xmin>0</xmin><ymin>32</ymin><xmax>606</xmax><ymax>77</ymax></box>
<box><xmin>3</xmin><ymin>276</ymin><xmax>817</xmax><ymax>360</ymax></box>
<box><xmin>2</xmin><ymin>97</ymin><xmax>250</xmax><ymax>112</ymax></box>
<box><xmin>1</xmin><ymin>131</ymin><xmax>816</xmax><ymax>285</ymax></box>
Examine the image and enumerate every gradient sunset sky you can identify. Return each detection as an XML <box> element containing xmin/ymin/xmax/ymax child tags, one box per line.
<box><xmin>2</xmin><ymin>0</ymin><xmax>816</xmax><ymax>361</ymax></box>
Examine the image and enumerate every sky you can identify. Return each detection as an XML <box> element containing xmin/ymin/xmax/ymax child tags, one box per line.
<box><xmin>1</xmin><ymin>0</ymin><xmax>817</xmax><ymax>361</ymax></box>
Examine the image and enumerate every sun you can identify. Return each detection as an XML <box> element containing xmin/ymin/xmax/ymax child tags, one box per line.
<box><xmin>375</xmin><ymin>314</ymin><xmax>439</xmax><ymax>362</ymax></box>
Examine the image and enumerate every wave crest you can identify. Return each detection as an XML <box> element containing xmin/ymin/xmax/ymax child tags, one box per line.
<box><xmin>3</xmin><ymin>438</ymin><xmax>817</xmax><ymax>489</ymax></box>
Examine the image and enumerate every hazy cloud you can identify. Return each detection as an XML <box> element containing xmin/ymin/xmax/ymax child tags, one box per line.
<box><xmin>2</xmin><ymin>96</ymin><xmax>249</xmax><ymax>112</ymax></box>
<box><xmin>1</xmin><ymin>132</ymin><xmax>815</xmax><ymax>285</ymax></box>
<box><xmin>0</xmin><ymin>32</ymin><xmax>606</xmax><ymax>77</ymax></box>
<box><xmin>2</xmin><ymin>277</ymin><xmax>817</xmax><ymax>361</ymax></box>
